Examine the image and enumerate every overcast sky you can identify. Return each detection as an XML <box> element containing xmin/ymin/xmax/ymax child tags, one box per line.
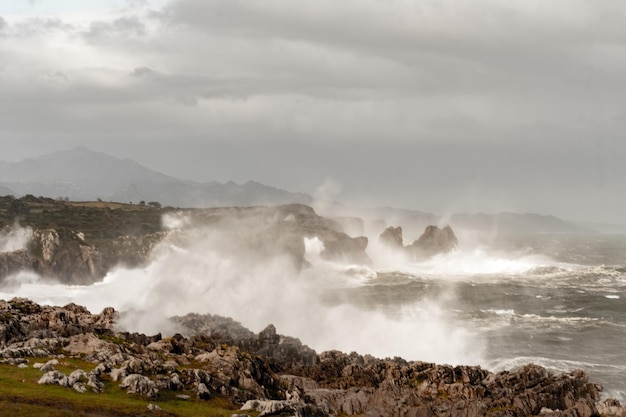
<box><xmin>1</xmin><ymin>0</ymin><xmax>625</xmax><ymax>222</ymax></box>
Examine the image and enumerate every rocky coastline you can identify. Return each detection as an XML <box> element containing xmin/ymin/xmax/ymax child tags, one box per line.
<box><xmin>1</xmin><ymin>298</ymin><xmax>624</xmax><ymax>417</ymax></box>
<box><xmin>1</xmin><ymin>196</ymin><xmax>625</xmax><ymax>416</ymax></box>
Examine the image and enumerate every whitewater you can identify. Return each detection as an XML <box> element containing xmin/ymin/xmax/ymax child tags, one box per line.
<box><xmin>1</xmin><ymin>226</ymin><xmax>625</xmax><ymax>401</ymax></box>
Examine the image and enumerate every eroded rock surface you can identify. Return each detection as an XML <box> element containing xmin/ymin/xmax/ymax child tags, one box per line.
<box><xmin>0</xmin><ymin>198</ymin><xmax>371</xmax><ymax>283</ymax></box>
<box><xmin>380</xmin><ymin>224</ymin><xmax>458</xmax><ymax>259</ymax></box>
<box><xmin>0</xmin><ymin>298</ymin><xmax>619</xmax><ymax>417</ymax></box>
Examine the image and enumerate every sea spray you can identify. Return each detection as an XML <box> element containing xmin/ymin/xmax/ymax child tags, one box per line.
<box><xmin>0</xmin><ymin>222</ymin><xmax>33</xmax><ymax>253</ymax></box>
<box><xmin>0</xmin><ymin>219</ymin><xmax>484</xmax><ymax>366</ymax></box>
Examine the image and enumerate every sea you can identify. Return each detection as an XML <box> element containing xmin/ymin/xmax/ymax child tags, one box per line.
<box><xmin>332</xmin><ymin>232</ymin><xmax>626</xmax><ymax>402</ymax></box>
<box><xmin>2</xmin><ymin>229</ymin><xmax>625</xmax><ymax>401</ymax></box>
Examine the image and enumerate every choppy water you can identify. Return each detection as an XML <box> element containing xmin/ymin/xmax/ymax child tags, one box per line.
<box><xmin>330</xmin><ymin>233</ymin><xmax>626</xmax><ymax>401</ymax></box>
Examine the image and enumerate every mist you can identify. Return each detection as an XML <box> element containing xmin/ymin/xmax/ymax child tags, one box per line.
<box><xmin>0</xmin><ymin>222</ymin><xmax>32</xmax><ymax>252</ymax></box>
<box><xmin>0</xmin><ymin>213</ymin><xmax>493</xmax><ymax>366</ymax></box>
<box><xmin>0</xmin><ymin>211</ymin><xmax>582</xmax><ymax>368</ymax></box>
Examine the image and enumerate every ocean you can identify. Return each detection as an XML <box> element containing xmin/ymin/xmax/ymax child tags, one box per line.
<box><xmin>331</xmin><ymin>233</ymin><xmax>626</xmax><ymax>401</ymax></box>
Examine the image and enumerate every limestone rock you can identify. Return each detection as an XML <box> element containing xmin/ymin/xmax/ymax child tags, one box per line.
<box><xmin>38</xmin><ymin>370</ymin><xmax>69</xmax><ymax>387</ymax></box>
<box><xmin>119</xmin><ymin>374</ymin><xmax>158</xmax><ymax>399</ymax></box>
<box><xmin>379</xmin><ymin>225</ymin><xmax>458</xmax><ymax>260</ymax></box>
<box><xmin>197</xmin><ymin>382</ymin><xmax>211</xmax><ymax>400</ymax></box>
<box><xmin>407</xmin><ymin>225</ymin><xmax>458</xmax><ymax>257</ymax></box>
<box><xmin>0</xmin><ymin>298</ymin><xmax>619</xmax><ymax>417</ymax></box>
<box><xmin>379</xmin><ymin>226</ymin><xmax>404</xmax><ymax>249</ymax></box>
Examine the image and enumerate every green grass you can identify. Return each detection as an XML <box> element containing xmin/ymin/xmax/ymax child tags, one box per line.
<box><xmin>0</xmin><ymin>359</ymin><xmax>255</xmax><ymax>417</ymax></box>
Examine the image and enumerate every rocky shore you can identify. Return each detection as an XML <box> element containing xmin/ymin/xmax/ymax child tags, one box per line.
<box><xmin>1</xmin><ymin>298</ymin><xmax>624</xmax><ymax>417</ymax></box>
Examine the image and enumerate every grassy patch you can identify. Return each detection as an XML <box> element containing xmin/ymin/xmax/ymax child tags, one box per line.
<box><xmin>0</xmin><ymin>360</ymin><xmax>254</xmax><ymax>417</ymax></box>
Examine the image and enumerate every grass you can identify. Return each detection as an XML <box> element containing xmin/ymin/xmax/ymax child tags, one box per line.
<box><xmin>0</xmin><ymin>195</ymin><xmax>166</xmax><ymax>241</ymax></box>
<box><xmin>0</xmin><ymin>358</ymin><xmax>255</xmax><ymax>417</ymax></box>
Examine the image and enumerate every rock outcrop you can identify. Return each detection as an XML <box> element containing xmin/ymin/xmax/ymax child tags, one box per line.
<box><xmin>0</xmin><ymin>197</ymin><xmax>372</xmax><ymax>283</ymax></box>
<box><xmin>1</xmin><ymin>298</ymin><xmax>621</xmax><ymax>417</ymax></box>
<box><xmin>407</xmin><ymin>224</ymin><xmax>458</xmax><ymax>257</ymax></box>
<box><xmin>380</xmin><ymin>225</ymin><xmax>458</xmax><ymax>259</ymax></box>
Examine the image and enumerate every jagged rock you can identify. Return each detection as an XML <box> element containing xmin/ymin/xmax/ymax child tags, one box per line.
<box><xmin>597</xmin><ymin>398</ymin><xmax>626</xmax><ymax>417</ymax></box>
<box><xmin>407</xmin><ymin>225</ymin><xmax>458</xmax><ymax>257</ymax></box>
<box><xmin>39</xmin><ymin>359</ymin><xmax>59</xmax><ymax>372</ymax></box>
<box><xmin>168</xmin><ymin>373</ymin><xmax>184</xmax><ymax>391</ymax></box>
<box><xmin>379</xmin><ymin>226</ymin><xmax>404</xmax><ymax>249</ymax></box>
<box><xmin>379</xmin><ymin>225</ymin><xmax>458</xmax><ymax>260</ymax></box>
<box><xmin>119</xmin><ymin>374</ymin><xmax>158</xmax><ymax>399</ymax></box>
<box><xmin>87</xmin><ymin>372</ymin><xmax>105</xmax><ymax>393</ymax></box>
<box><xmin>38</xmin><ymin>370</ymin><xmax>69</xmax><ymax>387</ymax></box>
<box><xmin>241</xmin><ymin>399</ymin><xmax>326</xmax><ymax>417</ymax></box>
<box><xmin>197</xmin><ymin>382</ymin><xmax>211</xmax><ymax>400</ymax></box>
<box><xmin>0</xmin><ymin>299</ymin><xmax>619</xmax><ymax>416</ymax></box>
<box><xmin>110</xmin><ymin>366</ymin><xmax>128</xmax><ymax>382</ymax></box>
<box><xmin>241</xmin><ymin>399</ymin><xmax>299</xmax><ymax>416</ymax></box>
<box><xmin>0</xmin><ymin>299</ymin><xmax>116</xmax><ymax>347</ymax></box>
<box><xmin>68</xmin><ymin>369</ymin><xmax>88</xmax><ymax>386</ymax></box>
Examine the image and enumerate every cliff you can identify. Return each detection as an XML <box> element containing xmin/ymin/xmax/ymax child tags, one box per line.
<box><xmin>0</xmin><ymin>196</ymin><xmax>371</xmax><ymax>284</ymax></box>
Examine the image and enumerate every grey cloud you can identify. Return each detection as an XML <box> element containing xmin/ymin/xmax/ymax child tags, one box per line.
<box><xmin>130</xmin><ymin>66</ymin><xmax>158</xmax><ymax>77</ymax></box>
<box><xmin>11</xmin><ymin>17</ymin><xmax>75</xmax><ymax>37</ymax></box>
<box><xmin>84</xmin><ymin>16</ymin><xmax>147</xmax><ymax>41</ymax></box>
<box><xmin>2</xmin><ymin>0</ymin><xmax>626</xmax><ymax>222</ymax></box>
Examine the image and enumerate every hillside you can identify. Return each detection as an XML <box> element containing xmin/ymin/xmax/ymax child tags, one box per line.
<box><xmin>0</xmin><ymin>147</ymin><xmax>312</xmax><ymax>208</ymax></box>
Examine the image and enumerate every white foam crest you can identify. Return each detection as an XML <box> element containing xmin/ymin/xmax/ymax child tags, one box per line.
<box><xmin>367</xmin><ymin>242</ymin><xmax>557</xmax><ymax>282</ymax></box>
<box><xmin>0</xmin><ymin>227</ymin><xmax>483</xmax><ymax>366</ymax></box>
<box><xmin>0</xmin><ymin>223</ymin><xmax>33</xmax><ymax>253</ymax></box>
<box><xmin>486</xmin><ymin>356</ymin><xmax>626</xmax><ymax>378</ymax></box>
<box><xmin>162</xmin><ymin>212</ymin><xmax>191</xmax><ymax>230</ymax></box>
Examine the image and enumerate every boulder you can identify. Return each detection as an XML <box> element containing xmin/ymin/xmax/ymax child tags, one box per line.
<box><xmin>197</xmin><ymin>382</ymin><xmax>211</xmax><ymax>400</ymax></box>
<box><xmin>119</xmin><ymin>374</ymin><xmax>158</xmax><ymax>399</ymax></box>
<box><xmin>38</xmin><ymin>370</ymin><xmax>69</xmax><ymax>387</ymax></box>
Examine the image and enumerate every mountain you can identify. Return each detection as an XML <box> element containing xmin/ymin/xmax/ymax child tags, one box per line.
<box><xmin>448</xmin><ymin>212</ymin><xmax>589</xmax><ymax>234</ymax></box>
<box><xmin>0</xmin><ymin>147</ymin><xmax>312</xmax><ymax>207</ymax></box>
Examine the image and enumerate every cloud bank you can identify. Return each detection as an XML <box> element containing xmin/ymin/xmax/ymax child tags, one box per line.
<box><xmin>1</xmin><ymin>0</ymin><xmax>625</xmax><ymax>221</ymax></box>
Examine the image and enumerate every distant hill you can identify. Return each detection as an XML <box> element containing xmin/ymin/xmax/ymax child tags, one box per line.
<box><xmin>0</xmin><ymin>147</ymin><xmax>312</xmax><ymax>208</ymax></box>
<box><xmin>448</xmin><ymin>212</ymin><xmax>589</xmax><ymax>234</ymax></box>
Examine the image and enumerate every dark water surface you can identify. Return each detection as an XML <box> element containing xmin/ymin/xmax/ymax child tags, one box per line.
<box><xmin>333</xmin><ymin>234</ymin><xmax>626</xmax><ymax>401</ymax></box>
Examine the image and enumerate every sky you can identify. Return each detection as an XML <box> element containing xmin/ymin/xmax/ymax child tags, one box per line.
<box><xmin>0</xmin><ymin>0</ymin><xmax>625</xmax><ymax>223</ymax></box>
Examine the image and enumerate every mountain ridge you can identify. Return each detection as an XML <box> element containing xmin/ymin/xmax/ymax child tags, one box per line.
<box><xmin>0</xmin><ymin>147</ymin><xmax>312</xmax><ymax>208</ymax></box>
<box><xmin>0</xmin><ymin>147</ymin><xmax>608</xmax><ymax>233</ymax></box>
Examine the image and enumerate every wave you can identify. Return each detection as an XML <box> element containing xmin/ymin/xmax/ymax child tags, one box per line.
<box><xmin>487</xmin><ymin>355</ymin><xmax>626</xmax><ymax>374</ymax></box>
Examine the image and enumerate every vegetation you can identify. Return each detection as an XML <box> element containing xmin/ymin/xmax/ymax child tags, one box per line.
<box><xmin>0</xmin><ymin>195</ymin><xmax>168</xmax><ymax>243</ymax></box>
<box><xmin>0</xmin><ymin>358</ymin><xmax>252</xmax><ymax>417</ymax></box>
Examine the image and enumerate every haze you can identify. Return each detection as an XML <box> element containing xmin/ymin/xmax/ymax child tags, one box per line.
<box><xmin>1</xmin><ymin>0</ymin><xmax>625</xmax><ymax>223</ymax></box>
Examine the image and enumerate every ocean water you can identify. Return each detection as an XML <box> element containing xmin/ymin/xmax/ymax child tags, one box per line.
<box><xmin>2</xmin><ymin>229</ymin><xmax>625</xmax><ymax>401</ymax></box>
<box><xmin>331</xmin><ymin>233</ymin><xmax>626</xmax><ymax>401</ymax></box>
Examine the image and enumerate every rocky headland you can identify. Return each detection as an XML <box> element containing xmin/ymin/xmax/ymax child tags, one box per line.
<box><xmin>0</xmin><ymin>298</ymin><xmax>623</xmax><ymax>417</ymax></box>
<box><xmin>0</xmin><ymin>196</ymin><xmax>370</xmax><ymax>284</ymax></box>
